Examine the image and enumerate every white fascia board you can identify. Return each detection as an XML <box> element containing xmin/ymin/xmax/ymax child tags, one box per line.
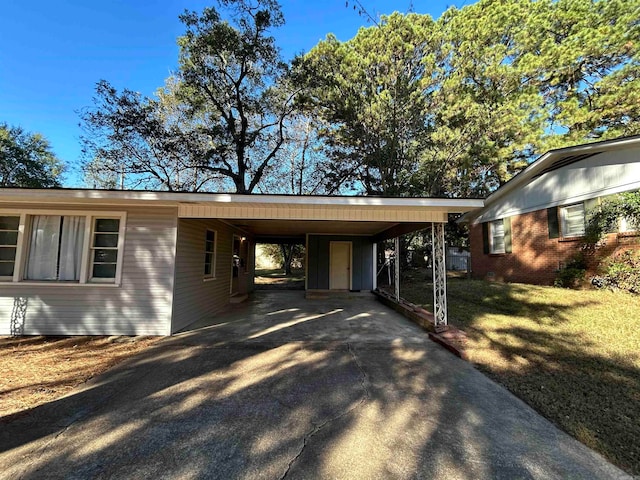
<box><xmin>0</xmin><ymin>188</ymin><xmax>483</xmax><ymax>211</ymax></box>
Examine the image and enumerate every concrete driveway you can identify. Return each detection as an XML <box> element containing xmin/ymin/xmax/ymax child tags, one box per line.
<box><xmin>0</xmin><ymin>291</ymin><xmax>629</xmax><ymax>479</ymax></box>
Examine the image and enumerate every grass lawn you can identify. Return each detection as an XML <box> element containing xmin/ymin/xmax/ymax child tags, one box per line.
<box><xmin>254</xmin><ymin>268</ymin><xmax>305</xmax><ymax>289</ymax></box>
<box><xmin>401</xmin><ymin>271</ymin><xmax>640</xmax><ymax>476</ymax></box>
<box><xmin>0</xmin><ymin>336</ymin><xmax>159</xmax><ymax>418</ymax></box>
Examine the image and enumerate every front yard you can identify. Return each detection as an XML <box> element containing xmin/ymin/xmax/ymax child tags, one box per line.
<box><xmin>0</xmin><ymin>336</ymin><xmax>159</xmax><ymax>418</ymax></box>
<box><xmin>401</xmin><ymin>273</ymin><xmax>640</xmax><ymax>476</ymax></box>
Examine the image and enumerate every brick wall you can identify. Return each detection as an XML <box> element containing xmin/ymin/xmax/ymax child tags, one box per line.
<box><xmin>470</xmin><ymin>209</ymin><xmax>640</xmax><ymax>285</ymax></box>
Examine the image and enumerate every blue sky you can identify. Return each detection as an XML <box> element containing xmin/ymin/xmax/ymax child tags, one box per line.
<box><xmin>1</xmin><ymin>0</ymin><xmax>459</xmax><ymax>187</ymax></box>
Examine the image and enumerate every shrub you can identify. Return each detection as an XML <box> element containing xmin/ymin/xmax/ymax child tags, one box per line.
<box><xmin>592</xmin><ymin>250</ymin><xmax>640</xmax><ymax>294</ymax></box>
<box><xmin>584</xmin><ymin>191</ymin><xmax>640</xmax><ymax>245</ymax></box>
<box><xmin>554</xmin><ymin>254</ymin><xmax>586</xmax><ymax>288</ymax></box>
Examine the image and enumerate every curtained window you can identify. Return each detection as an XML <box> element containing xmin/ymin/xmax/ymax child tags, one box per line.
<box><xmin>560</xmin><ymin>203</ymin><xmax>585</xmax><ymax>238</ymax></box>
<box><xmin>489</xmin><ymin>220</ymin><xmax>505</xmax><ymax>254</ymax></box>
<box><xmin>26</xmin><ymin>215</ymin><xmax>85</xmax><ymax>281</ymax></box>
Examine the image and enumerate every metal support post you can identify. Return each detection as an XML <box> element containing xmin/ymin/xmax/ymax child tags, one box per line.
<box><xmin>432</xmin><ymin>222</ymin><xmax>448</xmax><ymax>328</ymax></box>
<box><xmin>394</xmin><ymin>236</ymin><xmax>400</xmax><ymax>302</ymax></box>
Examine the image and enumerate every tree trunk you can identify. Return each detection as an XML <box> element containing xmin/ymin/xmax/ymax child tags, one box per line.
<box><xmin>280</xmin><ymin>244</ymin><xmax>293</xmax><ymax>275</ymax></box>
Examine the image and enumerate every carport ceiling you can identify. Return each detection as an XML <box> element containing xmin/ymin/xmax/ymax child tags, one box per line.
<box><xmin>229</xmin><ymin>219</ymin><xmax>397</xmax><ymax>237</ymax></box>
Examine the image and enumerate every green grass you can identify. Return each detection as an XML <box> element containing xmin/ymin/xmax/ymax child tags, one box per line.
<box><xmin>401</xmin><ymin>271</ymin><xmax>640</xmax><ymax>476</ymax></box>
<box><xmin>255</xmin><ymin>268</ymin><xmax>305</xmax><ymax>280</ymax></box>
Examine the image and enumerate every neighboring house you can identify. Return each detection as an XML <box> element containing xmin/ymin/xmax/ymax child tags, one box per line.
<box><xmin>0</xmin><ymin>189</ymin><xmax>482</xmax><ymax>336</ymax></box>
<box><xmin>461</xmin><ymin>136</ymin><xmax>640</xmax><ymax>285</ymax></box>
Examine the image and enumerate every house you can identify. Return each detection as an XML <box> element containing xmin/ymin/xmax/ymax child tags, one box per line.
<box><xmin>0</xmin><ymin>189</ymin><xmax>482</xmax><ymax>336</ymax></box>
<box><xmin>461</xmin><ymin>136</ymin><xmax>640</xmax><ymax>285</ymax></box>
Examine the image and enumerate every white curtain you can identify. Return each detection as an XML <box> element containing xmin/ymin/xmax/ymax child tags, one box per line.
<box><xmin>27</xmin><ymin>215</ymin><xmax>61</xmax><ymax>280</ymax></box>
<box><xmin>59</xmin><ymin>216</ymin><xmax>85</xmax><ymax>280</ymax></box>
<box><xmin>27</xmin><ymin>215</ymin><xmax>85</xmax><ymax>281</ymax></box>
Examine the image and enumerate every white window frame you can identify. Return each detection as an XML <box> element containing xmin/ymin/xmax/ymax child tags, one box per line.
<box><xmin>203</xmin><ymin>229</ymin><xmax>217</xmax><ymax>281</ymax></box>
<box><xmin>0</xmin><ymin>214</ymin><xmax>21</xmax><ymax>281</ymax></box>
<box><xmin>89</xmin><ymin>216</ymin><xmax>125</xmax><ymax>283</ymax></box>
<box><xmin>560</xmin><ymin>203</ymin><xmax>586</xmax><ymax>238</ymax></box>
<box><xmin>489</xmin><ymin>220</ymin><xmax>505</xmax><ymax>254</ymax></box>
<box><xmin>0</xmin><ymin>209</ymin><xmax>126</xmax><ymax>286</ymax></box>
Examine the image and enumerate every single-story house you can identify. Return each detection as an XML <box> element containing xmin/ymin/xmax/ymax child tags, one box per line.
<box><xmin>461</xmin><ymin>135</ymin><xmax>640</xmax><ymax>285</ymax></box>
<box><xmin>0</xmin><ymin>189</ymin><xmax>482</xmax><ymax>336</ymax></box>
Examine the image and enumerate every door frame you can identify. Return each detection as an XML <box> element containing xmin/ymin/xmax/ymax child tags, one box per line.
<box><xmin>230</xmin><ymin>234</ymin><xmax>241</xmax><ymax>296</ymax></box>
<box><xmin>329</xmin><ymin>241</ymin><xmax>352</xmax><ymax>290</ymax></box>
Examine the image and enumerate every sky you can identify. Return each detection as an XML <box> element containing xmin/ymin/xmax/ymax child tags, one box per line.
<box><xmin>1</xmin><ymin>0</ymin><xmax>461</xmax><ymax>187</ymax></box>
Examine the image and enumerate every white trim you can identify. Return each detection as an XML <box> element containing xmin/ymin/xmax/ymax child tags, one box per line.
<box><xmin>372</xmin><ymin>242</ymin><xmax>377</xmax><ymax>291</ymax></box>
<box><xmin>304</xmin><ymin>233</ymin><xmax>309</xmax><ymax>291</ymax></box>
<box><xmin>203</xmin><ymin>228</ymin><xmax>217</xmax><ymax>280</ymax></box>
<box><xmin>1</xmin><ymin>281</ymin><xmax>121</xmax><ymax>288</ymax></box>
<box><xmin>0</xmin><ymin>188</ymin><xmax>483</xmax><ymax>211</ymax></box>
<box><xmin>88</xmin><ymin>215</ymin><xmax>126</xmax><ymax>284</ymax></box>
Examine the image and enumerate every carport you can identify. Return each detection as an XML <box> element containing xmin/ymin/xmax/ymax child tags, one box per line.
<box><xmin>0</xmin><ymin>188</ymin><xmax>482</xmax><ymax>336</ymax></box>
<box><xmin>177</xmin><ymin>195</ymin><xmax>484</xmax><ymax>327</ymax></box>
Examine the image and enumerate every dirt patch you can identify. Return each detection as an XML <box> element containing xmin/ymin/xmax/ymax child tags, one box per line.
<box><xmin>0</xmin><ymin>335</ymin><xmax>159</xmax><ymax>418</ymax></box>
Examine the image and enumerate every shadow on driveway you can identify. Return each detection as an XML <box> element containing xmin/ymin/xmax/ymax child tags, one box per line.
<box><xmin>0</xmin><ymin>291</ymin><xmax>629</xmax><ymax>479</ymax></box>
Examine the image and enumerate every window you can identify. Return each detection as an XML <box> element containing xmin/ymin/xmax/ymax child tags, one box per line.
<box><xmin>489</xmin><ymin>220</ymin><xmax>505</xmax><ymax>254</ymax></box>
<box><xmin>26</xmin><ymin>215</ymin><xmax>85</xmax><ymax>281</ymax></box>
<box><xmin>204</xmin><ymin>230</ymin><xmax>216</xmax><ymax>279</ymax></box>
<box><xmin>0</xmin><ymin>216</ymin><xmax>20</xmax><ymax>279</ymax></box>
<box><xmin>620</xmin><ymin>217</ymin><xmax>639</xmax><ymax>233</ymax></box>
<box><xmin>0</xmin><ymin>211</ymin><xmax>125</xmax><ymax>285</ymax></box>
<box><xmin>90</xmin><ymin>218</ymin><xmax>120</xmax><ymax>281</ymax></box>
<box><xmin>560</xmin><ymin>203</ymin><xmax>585</xmax><ymax>238</ymax></box>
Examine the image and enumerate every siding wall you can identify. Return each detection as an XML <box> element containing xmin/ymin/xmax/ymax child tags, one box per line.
<box><xmin>171</xmin><ymin>218</ymin><xmax>255</xmax><ymax>333</ymax></box>
<box><xmin>0</xmin><ymin>205</ymin><xmax>178</xmax><ymax>335</ymax></box>
<box><xmin>477</xmin><ymin>148</ymin><xmax>640</xmax><ymax>223</ymax></box>
<box><xmin>307</xmin><ymin>235</ymin><xmax>374</xmax><ymax>291</ymax></box>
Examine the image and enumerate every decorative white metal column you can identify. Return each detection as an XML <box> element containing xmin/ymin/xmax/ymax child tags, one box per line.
<box><xmin>432</xmin><ymin>222</ymin><xmax>448</xmax><ymax>328</ymax></box>
<box><xmin>394</xmin><ymin>236</ymin><xmax>401</xmax><ymax>301</ymax></box>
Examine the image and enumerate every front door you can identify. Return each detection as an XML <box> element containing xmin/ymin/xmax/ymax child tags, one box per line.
<box><xmin>330</xmin><ymin>241</ymin><xmax>351</xmax><ymax>290</ymax></box>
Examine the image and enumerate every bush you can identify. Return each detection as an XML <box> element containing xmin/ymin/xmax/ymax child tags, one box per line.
<box><xmin>584</xmin><ymin>191</ymin><xmax>640</xmax><ymax>245</ymax></box>
<box><xmin>554</xmin><ymin>255</ymin><xmax>586</xmax><ymax>288</ymax></box>
<box><xmin>592</xmin><ymin>250</ymin><xmax>640</xmax><ymax>294</ymax></box>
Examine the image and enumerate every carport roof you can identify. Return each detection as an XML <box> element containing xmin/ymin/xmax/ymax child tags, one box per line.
<box><xmin>0</xmin><ymin>188</ymin><xmax>484</xmax><ymax>240</ymax></box>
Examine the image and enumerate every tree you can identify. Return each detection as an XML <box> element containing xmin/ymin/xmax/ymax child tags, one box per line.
<box><xmin>300</xmin><ymin>0</ymin><xmax>640</xmax><ymax>198</ymax></box>
<box><xmin>81</xmin><ymin>79</ymin><xmax>217</xmax><ymax>191</ymax></box>
<box><xmin>177</xmin><ymin>0</ymin><xmax>299</xmax><ymax>193</ymax></box>
<box><xmin>257</xmin><ymin>113</ymin><xmax>328</xmax><ymax>195</ymax></box>
<box><xmin>256</xmin><ymin>113</ymin><xmax>326</xmax><ymax>274</ymax></box>
<box><xmin>0</xmin><ymin>123</ymin><xmax>63</xmax><ymax>188</ymax></box>
<box><xmin>297</xmin><ymin>12</ymin><xmax>437</xmax><ymax>196</ymax></box>
<box><xmin>81</xmin><ymin>0</ymin><xmax>298</xmax><ymax>193</ymax></box>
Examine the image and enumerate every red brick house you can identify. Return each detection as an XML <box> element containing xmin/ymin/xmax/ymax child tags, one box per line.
<box><xmin>461</xmin><ymin>136</ymin><xmax>640</xmax><ymax>285</ymax></box>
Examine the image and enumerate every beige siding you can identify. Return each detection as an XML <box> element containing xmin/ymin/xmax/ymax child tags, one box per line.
<box><xmin>178</xmin><ymin>204</ymin><xmax>448</xmax><ymax>223</ymax></box>
<box><xmin>171</xmin><ymin>219</ymin><xmax>254</xmax><ymax>333</ymax></box>
<box><xmin>0</xmin><ymin>206</ymin><xmax>177</xmax><ymax>336</ymax></box>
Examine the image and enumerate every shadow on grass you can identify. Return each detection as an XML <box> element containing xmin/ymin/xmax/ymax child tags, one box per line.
<box><xmin>401</xmin><ymin>274</ymin><xmax>640</xmax><ymax>475</ymax></box>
